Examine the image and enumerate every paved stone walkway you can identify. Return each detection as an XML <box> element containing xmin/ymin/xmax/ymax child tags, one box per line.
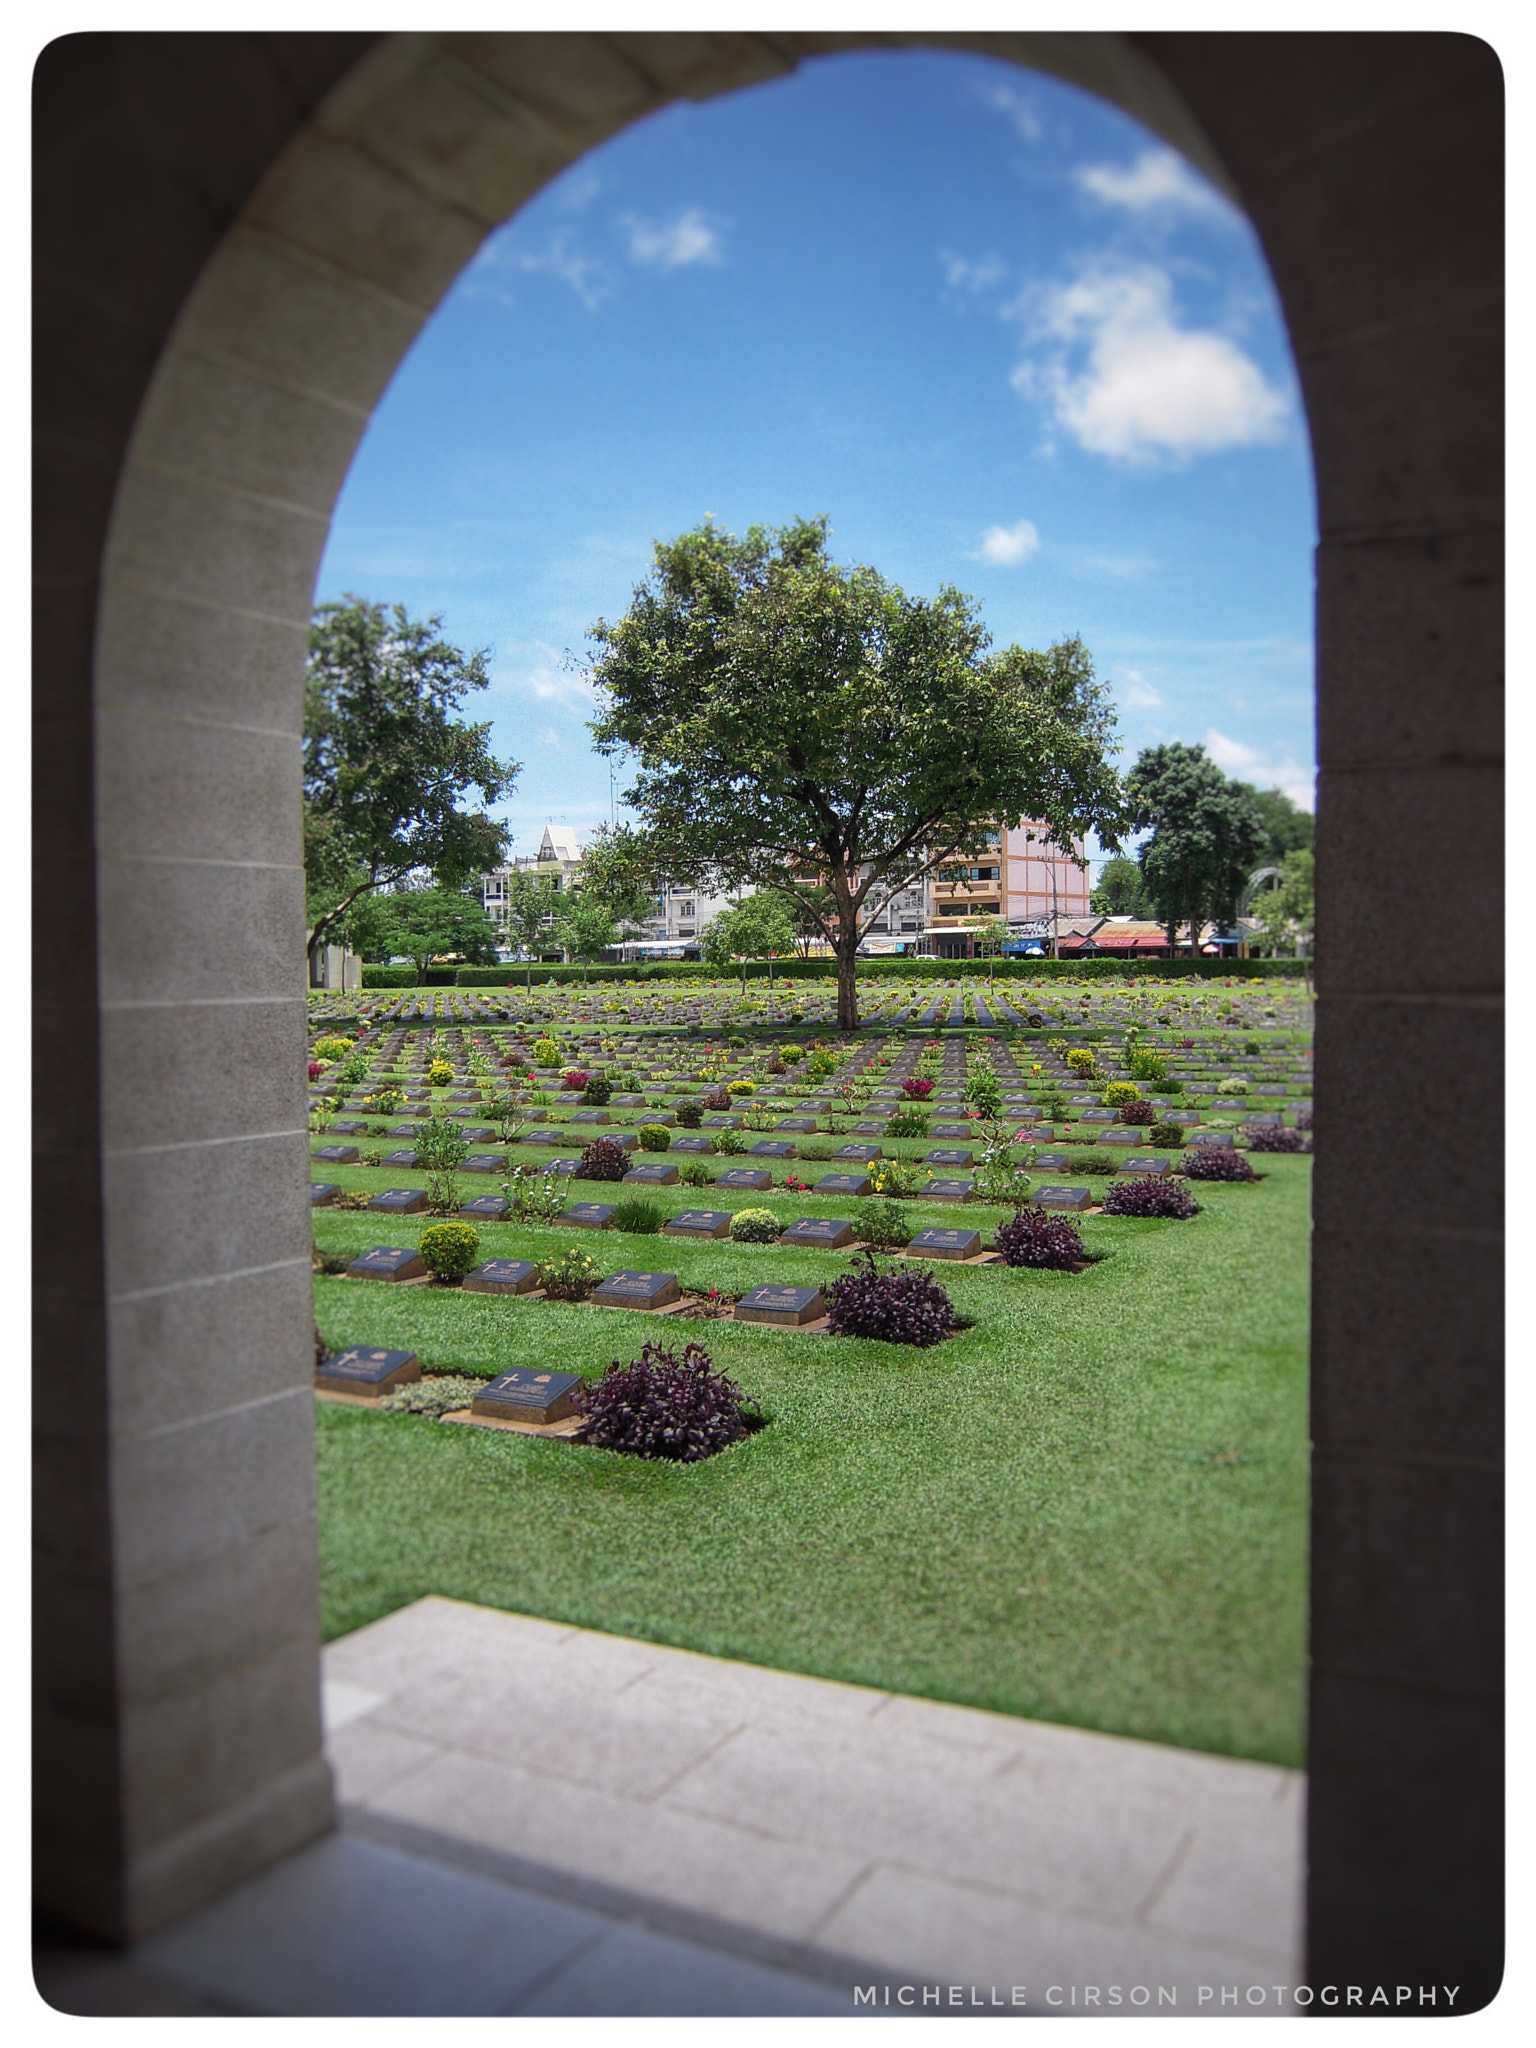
<box><xmin>50</xmin><ymin>1597</ymin><xmax>1305</xmax><ymax>2016</ymax></box>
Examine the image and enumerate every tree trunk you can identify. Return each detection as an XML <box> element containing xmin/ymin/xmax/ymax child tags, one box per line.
<box><xmin>835</xmin><ymin>935</ymin><xmax>861</xmax><ymax>1032</ymax></box>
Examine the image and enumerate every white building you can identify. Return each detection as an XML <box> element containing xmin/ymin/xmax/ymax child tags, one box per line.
<box><xmin>482</xmin><ymin>825</ymin><xmax>584</xmax><ymax>949</ymax></box>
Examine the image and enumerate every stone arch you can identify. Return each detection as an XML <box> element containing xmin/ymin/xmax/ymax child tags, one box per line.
<box><xmin>35</xmin><ymin>29</ymin><xmax>1502</xmax><ymax>2001</ymax></box>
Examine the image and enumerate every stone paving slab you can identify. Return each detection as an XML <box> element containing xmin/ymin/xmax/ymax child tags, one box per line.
<box><xmin>320</xmin><ymin>1597</ymin><xmax>1304</xmax><ymax>2005</ymax></box>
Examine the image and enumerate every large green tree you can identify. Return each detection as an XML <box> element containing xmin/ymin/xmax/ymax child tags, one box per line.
<box><xmin>587</xmin><ymin>517</ymin><xmax>1128</xmax><ymax>1029</ymax></box>
<box><xmin>499</xmin><ymin>867</ymin><xmax>563</xmax><ymax>986</ymax></box>
<box><xmin>369</xmin><ymin>887</ymin><xmax>501</xmax><ymax>977</ymax></box>
<box><xmin>1249</xmin><ymin>848</ymin><xmax>1315</xmax><ymax>962</ymax></box>
<box><xmin>304</xmin><ymin>597</ymin><xmax>517</xmax><ymax>956</ymax></box>
<box><xmin>1129</xmin><ymin>743</ymin><xmax>1267</xmax><ymax>955</ymax></box>
<box><xmin>556</xmin><ymin>896</ymin><xmax>619</xmax><ymax>983</ymax></box>
<box><xmin>700</xmin><ymin>892</ymin><xmax>796</xmax><ymax>994</ymax></box>
<box><xmin>1238</xmin><ymin>784</ymin><xmax>1315</xmax><ymax>865</ymax></box>
<box><xmin>1091</xmin><ymin>853</ymin><xmax>1154</xmax><ymax>917</ymax></box>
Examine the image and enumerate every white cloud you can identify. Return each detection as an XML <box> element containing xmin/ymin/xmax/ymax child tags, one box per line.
<box><xmin>940</xmin><ymin>250</ymin><xmax>1007</xmax><ymax>295</ymax></box>
<box><xmin>977</xmin><ymin>80</ymin><xmax>1042</xmax><ymax>142</ymax></box>
<box><xmin>623</xmin><ymin>208</ymin><xmax>725</xmax><ymax>271</ymax></box>
<box><xmin>1009</xmin><ymin>263</ymin><xmax>1289</xmax><ymax>462</ymax></box>
<box><xmin>495</xmin><ymin>643</ymin><xmax>597</xmax><ymax>718</ymax></box>
<box><xmin>978</xmin><ymin>519</ymin><xmax>1040</xmax><ymax>566</ymax></box>
<box><xmin>505</xmin><ymin>232</ymin><xmax>612</xmax><ymax>310</ymax></box>
<box><xmin>1204</xmin><ymin>727</ymin><xmax>1315</xmax><ymax>811</ymax></box>
<box><xmin>1073</xmin><ymin>147</ymin><xmax>1234</xmax><ymax>222</ymax></box>
<box><xmin>538</xmin><ymin>726</ymin><xmax>562</xmax><ymax>750</ymax></box>
<box><xmin>1117</xmin><ymin>668</ymin><xmax>1164</xmax><ymax>710</ymax></box>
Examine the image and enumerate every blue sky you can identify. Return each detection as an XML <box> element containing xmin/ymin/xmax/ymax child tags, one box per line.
<box><xmin>315</xmin><ymin>46</ymin><xmax>1317</xmax><ymax>872</ymax></box>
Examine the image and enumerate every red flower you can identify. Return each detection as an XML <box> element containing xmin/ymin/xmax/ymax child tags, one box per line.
<box><xmin>307</xmin><ymin>1061</ymin><xmax>323</xmax><ymax>1080</ymax></box>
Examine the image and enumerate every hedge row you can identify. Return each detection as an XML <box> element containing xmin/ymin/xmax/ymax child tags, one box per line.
<box><xmin>359</xmin><ymin>955</ymin><xmax>1307</xmax><ymax>989</ymax></box>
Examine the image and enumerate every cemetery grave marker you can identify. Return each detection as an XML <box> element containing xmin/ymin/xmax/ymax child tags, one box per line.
<box><xmin>314</xmin><ymin>1144</ymin><xmax>360</xmax><ymax>1165</ymax></box>
<box><xmin>1116</xmin><ymin>1157</ymin><xmax>1170</xmax><ymax>1176</ymax></box>
<box><xmin>1189</xmin><ymin>1132</ymin><xmax>1235</xmax><ymax>1149</ymax></box>
<box><xmin>908</xmin><ymin>1226</ymin><xmax>983</xmax><ymax>1261</ymax></box>
<box><xmin>661</xmin><ymin>1210</ymin><xmax>733</xmax><ymax>1238</ymax></box>
<box><xmin>782</xmin><ymin>1217</ymin><xmax>855</xmax><ymax>1249</ymax></box>
<box><xmin>1033</xmin><ymin>1186</ymin><xmax>1093</xmax><ymax>1213</ymax></box>
<box><xmin>671</xmin><ymin>1136</ymin><xmax>712</xmax><ymax>1155</ymax></box>
<box><xmin>815</xmin><ymin>1173</ymin><xmax>874</xmax><ymax>1197</ymax></box>
<box><xmin>346</xmin><ymin>1246</ymin><xmax>427</xmax><ymax>1281</ymax></box>
<box><xmin>315</xmin><ymin>1346</ymin><xmax>421</xmax><ymax>1398</ymax></box>
<box><xmin>471</xmin><ymin>1367</ymin><xmax>585</xmax><ymax>1425</ymax></box>
<box><xmin>559</xmin><ymin>1202</ymin><xmax>616</xmax><ymax>1228</ymax></box>
<box><xmin>925</xmin><ymin>1149</ymin><xmax>974</xmax><ymax>1167</ymax></box>
<box><xmin>460</xmin><ymin>1154</ymin><xmax>509</xmax><ymax>1173</ymax></box>
<box><xmin>462</xmin><ymin>1258</ymin><xmax>538</xmax><ymax>1294</ymax></box>
<box><xmin>919</xmin><ymin>1179</ymin><xmax>975</xmax><ymax>1202</ymax></box>
<box><xmin>833</xmin><ymin>1144</ymin><xmax>881</xmax><ymax>1162</ymax></box>
<box><xmin>383</xmin><ymin>1150</ymin><xmax>420</xmax><ymax>1167</ymax></box>
<box><xmin>750</xmin><ymin>1140</ymin><xmax>797</xmax><ymax>1159</ymax></box>
<box><xmin>735</xmin><ymin>1284</ymin><xmax>828</xmax><ymax>1327</ymax></box>
<box><xmin>623</xmin><ymin>1161</ymin><xmax>679</xmax><ymax>1186</ymax></box>
<box><xmin>592</xmin><ymin>1270</ymin><xmax>682</xmax><ymax>1311</ymax></box>
<box><xmin>457</xmin><ymin>1196</ymin><xmax>510</xmax><ymax>1221</ymax></box>
<box><xmin>368</xmin><ymin>1188</ymin><xmax>429</xmax><ymax>1214</ymax></box>
<box><xmin>310</xmin><ymin>1183</ymin><xmax>340</xmax><ymax>1206</ymax></box>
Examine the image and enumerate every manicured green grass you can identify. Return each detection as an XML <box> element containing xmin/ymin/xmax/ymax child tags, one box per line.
<box><xmin>315</xmin><ymin>1156</ymin><xmax>1310</xmax><ymax>1768</ymax></box>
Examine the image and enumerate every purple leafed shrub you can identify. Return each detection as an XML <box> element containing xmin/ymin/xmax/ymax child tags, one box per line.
<box><xmin>1118</xmin><ymin>1098</ymin><xmax>1156</xmax><ymax>1125</ymax></box>
<box><xmin>1295</xmin><ymin>1108</ymin><xmax>1313</xmax><ymax>1132</ymax></box>
<box><xmin>1247</xmin><ymin>1125</ymin><xmax>1311</xmax><ymax>1152</ymax></box>
<box><xmin>994</xmin><ymin>1205</ymin><xmax>1086</xmax><ymax>1271</ymax></box>
<box><xmin>701</xmin><ymin>1086</ymin><xmax>732</xmax><ymax>1112</ymax></box>
<box><xmin>827</xmin><ymin>1250</ymin><xmax>957</xmax><ymax>1347</ymax></box>
<box><xmin>577</xmin><ymin>1341</ymin><xmax>758</xmax><ymax>1461</ymax></box>
<box><xmin>574</xmin><ymin>1137</ymin><xmax>631</xmax><ymax>1182</ymax></box>
<box><xmin>1179</xmin><ymin>1148</ymin><xmax>1257</xmax><ymax>1183</ymax></box>
<box><xmin>1101</xmin><ymin>1177</ymin><xmax>1200</xmax><ymax>1218</ymax></box>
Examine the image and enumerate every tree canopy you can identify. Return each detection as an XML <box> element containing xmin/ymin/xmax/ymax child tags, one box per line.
<box><xmin>1091</xmin><ymin>853</ymin><xmax>1154</xmax><ymax>918</ymax></box>
<box><xmin>303</xmin><ymin>597</ymin><xmax>517</xmax><ymax>955</ymax></box>
<box><xmin>587</xmin><ymin>516</ymin><xmax>1128</xmax><ymax>1028</ymax></box>
<box><xmin>700</xmin><ymin>892</ymin><xmax>796</xmax><ymax>993</ymax></box>
<box><xmin>1239</xmin><ymin>784</ymin><xmax>1315</xmax><ymax>865</ymax></box>
<box><xmin>365</xmin><ymin>886</ymin><xmax>501</xmax><ymax>976</ymax></box>
<box><xmin>498</xmin><ymin>867</ymin><xmax>563</xmax><ymax>988</ymax></box>
<box><xmin>1128</xmin><ymin>742</ymin><xmax>1267</xmax><ymax>954</ymax></box>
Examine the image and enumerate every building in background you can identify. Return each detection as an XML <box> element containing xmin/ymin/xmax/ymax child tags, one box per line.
<box><xmin>923</xmin><ymin>823</ymin><xmax>1091</xmax><ymax>958</ymax></box>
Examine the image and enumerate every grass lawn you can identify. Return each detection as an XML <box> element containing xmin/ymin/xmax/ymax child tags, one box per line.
<box><xmin>314</xmin><ymin>1154</ymin><xmax>1310</xmax><ymax>1768</ymax></box>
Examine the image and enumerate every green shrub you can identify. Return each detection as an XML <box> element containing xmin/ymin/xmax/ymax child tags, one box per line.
<box><xmin>379</xmin><ymin>1375</ymin><xmax>486</xmax><ymax>1418</ymax></box>
<box><xmin>678</xmin><ymin>1159</ymin><xmax>714</xmax><ymax>1187</ymax></box>
<box><xmin>729</xmin><ymin>1208</ymin><xmax>782</xmax><ymax>1243</ymax></box>
<box><xmin>869</xmin><ymin>1157</ymin><xmax>922</xmax><ymax>1198</ymax></box>
<box><xmin>796</xmin><ymin>1138</ymin><xmax>836</xmax><ymax>1162</ymax></box>
<box><xmin>675</xmin><ymin>1101</ymin><xmax>703</xmax><ymax>1129</ymax></box>
<box><xmin>426</xmin><ymin>1059</ymin><xmax>454</xmax><ymax>1087</ymax></box>
<box><xmin>712</xmin><ymin>1128</ymin><xmax>750</xmax><ymax>1156</ymax></box>
<box><xmin>609</xmin><ymin>1198</ymin><xmax>663</xmax><ymax>1234</ymax></box>
<box><xmin>537</xmin><ymin>1247</ymin><xmax>603</xmax><ymax>1300</ymax></box>
<box><xmin>582</xmin><ymin>1075</ymin><xmax>612</xmax><ymax>1106</ymax></box>
<box><xmin>780</xmin><ymin>1045</ymin><xmax>805</xmax><ymax>1065</ymax></box>
<box><xmin>1148</xmin><ymin>1121</ymin><xmax>1187</xmax><ymax>1149</ymax></box>
<box><xmin>532</xmin><ymin>1038</ymin><xmax>562</xmax><ymax>1068</ymax></box>
<box><xmin>1129</xmin><ymin>1051</ymin><xmax>1168</xmax><ymax>1084</ymax></box>
<box><xmin>853</xmin><ymin>1198</ymin><xmax>912</xmax><ymax>1250</ymax></box>
<box><xmin>885</xmin><ymin>1107</ymin><xmax>930</xmax><ymax>1139</ymax></box>
<box><xmin>312</xmin><ymin>1035</ymin><xmax>355</xmax><ymax>1061</ymax></box>
<box><xmin>1066</xmin><ymin>1048</ymin><xmax>1096</xmax><ymax>1075</ymax></box>
<box><xmin>726</xmin><ymin>1078</ymin><xmax>755</xmax><ymax>1096</ymax></box>
<box><xmin>1103</xmin><ymin>1081</ymin><xmax>1141</xmax><ymax>1107</ymax></box>
<box><xmin>1217</xmin><ymin>1077</ymin><xmax>1251</xmax><ymax>1096</ymax></box>
<box><xmin>1066</xmin><ymin>1152</ymin><xmax>1117</xmax><ymax>1176</ymax></box>
<box><xmin>636</xmin><ymin>1124</ymin><xmax>672</xmax><ymax>1152</ymax></box>
<box><xmin>419</xmin><ymin>1222</ymin><xmax>480</xmax><ymax>1281</ymax></box>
